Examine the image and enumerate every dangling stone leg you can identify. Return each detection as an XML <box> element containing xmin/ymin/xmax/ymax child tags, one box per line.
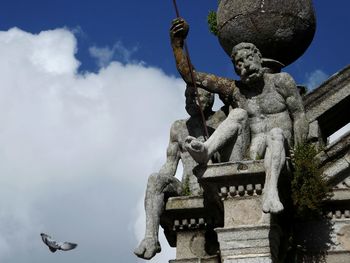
<box><xmin>134</xmin><ymin>173</ymin><xmax>182</xmax><ymax>259</ymax></box>
<box><xmin>185</xmin><ymin>108</ymin><xmax>248</xmax><ymax>164</ymax></box>
<box><xmin>262</xmin><ymin>128</ymin><xmax>285</xmax><ymax>214</ymax></box>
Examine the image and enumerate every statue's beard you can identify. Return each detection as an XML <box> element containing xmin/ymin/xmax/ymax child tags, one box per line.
<box><xmin>241</xmin><ymin>68</ymin><xmax>264</xmax><ymax>85</ymax></box>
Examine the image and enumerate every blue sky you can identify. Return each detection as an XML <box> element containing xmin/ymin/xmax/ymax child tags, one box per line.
<box><xmin>0</xmin><ymin>1</ymin><xmax>349</xmax><ymax>263</ymax></box>
<box><xmin>1</xmin><ymin>1</ymin><xmax>349</xmax><ymax>83</ymax></box>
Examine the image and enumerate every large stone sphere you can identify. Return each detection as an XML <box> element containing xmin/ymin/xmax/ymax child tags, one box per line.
<box><xmin>217</xmin><ymin>0</ymin><xmax>316</xmax><ymax>66</ymax></box>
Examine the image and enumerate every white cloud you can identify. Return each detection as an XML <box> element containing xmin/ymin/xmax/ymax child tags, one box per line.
<box><xmin>89</xmin><ymin>41</ymin><xmax>138</xmax><ymax>67</ymax></box>
<box><xmin>0</xmin><ymin>27</ymin><xmax>186</xmax><ymax>262</ymax></box>
<box><xmin>304</xmin><ymin>69</ymin><xmax>329</xmax><ymax>91</ymax></box>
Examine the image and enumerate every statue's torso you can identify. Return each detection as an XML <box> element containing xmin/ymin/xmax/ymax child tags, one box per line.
<box><xmin>234</xmin><ymin>74</ymin><xmax>293</xmax><ymax>142</ymax></box>
<box><xmin>174</xmin><ymin>111</ymin><xmax>226</xmax><ymax>194</ymax></box>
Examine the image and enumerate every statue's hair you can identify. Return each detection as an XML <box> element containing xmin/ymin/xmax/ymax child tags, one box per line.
<box><xmin>231</xmin><ymin>42</ymin><xmax>262</xmax><ymax>59</ymax></box>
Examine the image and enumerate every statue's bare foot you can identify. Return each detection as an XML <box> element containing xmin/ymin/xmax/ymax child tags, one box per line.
<box><xmin>262</xmin><ymin>190</ymin><xmax>284</xmax><ymax>214</ymax></box>
<box><xmin>134</xmin><ymin>237</ymin><xmax>161</xmax><ymax>259</ymax></box>
<box><xmin>184</xmin><ymin>136</ymin><xmax>209</xmax><ymax>164</ymax></box>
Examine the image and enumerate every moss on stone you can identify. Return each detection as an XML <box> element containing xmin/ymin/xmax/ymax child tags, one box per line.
<box><xmin>182</xmin><ymin>176</ymin><xmax>191</xmax><ymax>196</ymax></box>
<box><xmin>207</xmin><ymin>11</ymin><xmax>218</xmax><ymax>36</ymax></box>
<box><xmin>291</xmin><ymin>143</ymin><xmax>331</xmax><ymax>219</ymax></box>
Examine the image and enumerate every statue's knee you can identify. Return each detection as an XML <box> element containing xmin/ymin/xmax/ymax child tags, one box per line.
<box><xmin>229</xmin><ymin>108</ymin><xmax>248</xmax><ymax>124</ymax></box>
<box><xmin>269</xmin><ymin>128</ymin><xmax>284</xmax><ymax>141</ymax></box>
<box><xmin>147</xmin><ymin>173</ymin><xmax>160</xmax><ymax>188</ymax></box>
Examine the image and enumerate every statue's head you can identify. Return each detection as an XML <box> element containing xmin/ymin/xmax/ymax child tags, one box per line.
<box><xmin>231</xmin><ymin>43</ymin><xmax>264</xmax><ymax>85</ymax></box>
<box><xmin>185</xmin><ymin>86</ymin><xmax>214</xmax><ymax>117</ymax></box>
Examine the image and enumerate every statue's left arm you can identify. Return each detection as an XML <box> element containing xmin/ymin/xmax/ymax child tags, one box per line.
<box><xmin>278</xmin><ymin>73</ymin><xmax>309</xmax><ymax>146</ymax></box>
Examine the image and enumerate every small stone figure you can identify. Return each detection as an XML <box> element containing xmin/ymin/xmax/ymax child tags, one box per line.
<box><xmin>134</xmin><ymin>86</ymin><xmax>226</xmax><ymax>260</ymax></box>
<box><xmin>170</xmin><ymin>18</ymin><xmax>309</xmax><ymax>214</ymax></box>
<box><xmin>40</xmin><ymin>233</ymin><xmax>77</xmax><ymax>253</ymax></box>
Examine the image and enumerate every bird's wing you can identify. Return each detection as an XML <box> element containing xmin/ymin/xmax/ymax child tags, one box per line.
<box><xmin>40</xmin><ymin>233</ymin><xmax>51</xmax><ymax>243</ymax></box>
<box><xmin>49</xmin><ymin>247</ymin><xmax>57</xmax><ymax>253</ymax></box>
<box><xmin>59</xmin><ymin>242</ymin><xmax>78</xmax><ymax>251</ymax></box>
<box><xmin>41</xmin><ymin>233</ymin><xmax>60</xmax><ymax>249</ymax></box>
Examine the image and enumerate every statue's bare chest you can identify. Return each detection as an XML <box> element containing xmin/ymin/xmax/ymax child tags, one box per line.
<box><xmin>237</xmin><ymin>84</ymin><xmax>287</xmax><ymax>117</ymax></box>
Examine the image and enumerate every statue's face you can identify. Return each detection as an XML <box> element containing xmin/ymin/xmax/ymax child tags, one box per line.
<box><xmin>234</xmin><ymin>49</ymin><xmax>263</xmax><ymax>85</ymax></box>
<box><xmin>185</xmin><ymin>87</ymin><xmax>213</xmax><ymax>117</ymax></box>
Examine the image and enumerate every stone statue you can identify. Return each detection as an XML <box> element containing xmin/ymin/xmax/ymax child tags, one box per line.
<box><xmin>134</xmin><ymin>86</ymin><xmax>226</xmax><ymax>260</ymax></box>
<box><xmin>170</xmin><ymin>18</ymin><xmax>309</xmax><ymax>214</ymax></box>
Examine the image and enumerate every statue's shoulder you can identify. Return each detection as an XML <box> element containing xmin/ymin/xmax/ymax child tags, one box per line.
<box><xmin>266</xmin><ymin>72</ymin><xmax>297</xmax><ymax>98</ymax></box>
<box><xmin>171</xmin><ymin>119</ymin><xmax>186</xmax><ymax>131</ymax></box>
<box><xmin>268</xmin><ymin>72</ymin><xmax>296</xmax><ymax>89</ymax></box>
<box><xmin>267</xmin><ymin>72</ymin><xmax>293</xmax><ymax>82</ymax></box>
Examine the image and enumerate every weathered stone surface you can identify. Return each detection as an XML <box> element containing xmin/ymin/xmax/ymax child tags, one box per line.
<box><xmin>324</xmin><ymin>133</ymin><xmax>350</xmax><ymax>163</ymax></box>
<box><xmin>197</xmin><ymin>160</ymin><xmax>265</xmax><ymax>181</ymax></box>
<box><xmin>304</xmin><ymin>65</ymin><xmax>350</xmax><ymax>140</ymax></box>
<box><xmin>316</xmin><ymin>135</ymin><xmax>350</xmax><ymax>168</ymax></box>
<box><xmin>326</xmin><ymin>252</ymin><xmax>350</xmax><ymax>263</ymax></box>
<box><xmin>315</xmin><ymin>130</ymin><xmax>350</xmax><ymax>192</ymax></box>
<box><xmin>216</xmin><ymin>224</ymin><xmax>280</xmax><ymax>260</ymax></box>
<box><xmin>223</xmin><ymin>255</ymin><xmax>272</xmax><ymax>263</ymax></box>
<box><xmin>217</xmin><ymin>0</ymin><xmax>316</xmax><ymax>66</ymax></box>
<box><xmin>323</xmin><ymin>157</ymin><xmax>349</xmax><ymax>181</ymax></box>
<box><xmin>176</xmin><ymin>231</ymin><xmax>208</xmax><ymax>259</ymax></box>
<box><xmin>223</xmin><ymin>197</ymin><xmax>266</xmax><ymax>227</ymax></box>
<box><xmin>308</xmin><ymin>120</ymin><xmax>321</xmax><ymax>142</ymax></box>
<box><xmin>337</xmin><ymin>224</ymin><xmax>350</xmax><ymax>250</ymax></box>
<box><xmin>166</xmin><ymin>196</ymin><xmax>205</xmax><ymax>211</ymax></box>
<box><xmin>330</xmin><ymin>189</ymin><xmax>350</xmax><ymax>201</ymax></box>
<box><xmin>169</xmin><ymin>255</ymin><xmax>219</xmax><ymax>263</ymax></box>
<box><xmin>161</xmin><ymin>195</ymin><xmax>220</xmax><ymax>262</ymax></box>
<box><xmin>196</xmin><ymin>161</ymin><xmax>283</xmax><ymax>262</ymax></box>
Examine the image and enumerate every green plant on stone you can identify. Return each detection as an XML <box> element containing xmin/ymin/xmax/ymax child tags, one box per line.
<box><xmin>207</xmin><ymin>11</ymin><xmax>218</xmax><ymax>36</ymax></box>
<box><xmin>182</xmin><ymin>176</ymin><xmax>191</xmax><ymax>196</ymax></box>
<box><xmin>291</xmin><ymin>142</ymin><xmax>331</xmax><ymax>219</ymax></box>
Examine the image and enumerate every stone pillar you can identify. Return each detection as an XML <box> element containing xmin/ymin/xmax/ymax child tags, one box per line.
<box><xmin>161</xmin><ymin>196</ymin><xmax>220</xmax><ymax>263</ymax></box>
<box><xmin>292</xmin><ymin>188</ymin><xmax>350</xmax><ymax>263</ymax></box>
<box><xmin>196</xmin><ymin>161</ymin><xmax>282</xmax><ymax>263</ymax></box>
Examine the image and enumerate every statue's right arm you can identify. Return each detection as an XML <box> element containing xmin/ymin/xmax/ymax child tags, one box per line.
<box><xmin>170</xmin><ymin>18</ymin><xmax>235</xmax><ymax>98</ymax></box>
<box><xmin>158</xmin><ymin>121</ymin><xmax>181</xmax><ymax>177</ymax></box>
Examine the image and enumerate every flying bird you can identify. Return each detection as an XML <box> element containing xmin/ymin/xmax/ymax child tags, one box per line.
<box><xmin>40</xmin><ymin>233</ymin><xmax>78</xmax><ymax>253</ymax></box>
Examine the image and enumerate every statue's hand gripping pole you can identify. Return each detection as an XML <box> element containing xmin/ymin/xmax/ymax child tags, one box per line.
<box><xmin>172</xmin><ymin>0</ymin><xmax>210</xmax><ymax>140</ymax></box>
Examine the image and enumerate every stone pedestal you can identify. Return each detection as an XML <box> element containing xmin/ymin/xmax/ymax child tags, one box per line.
<box><xmin>196</xmin><ymin>161</ymin><xmax>281</xmax><ymax>263</ymax></box>
<box><xmin>161</xmin><ymin>196</ymin><xmax>220</xmax><ymax>263</ymax></box>
<box><xmin>292</xmin><ymin>188</ymin><xmax>350</xmax><ymax>263</ymax></box>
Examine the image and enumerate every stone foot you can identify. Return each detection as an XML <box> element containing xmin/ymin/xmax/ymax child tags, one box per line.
<box><xmin>134</xmin><ymin>237</ymin><xmax>161</xmax><ymax>260</ymax></box>
<box><xmin>184</xmin><ymin>136</ymin><xmax>209</xmax><ymax>164</ymax></box>
<box><xmin>262</xmin><ymin>191</ymin><xmax>284</xmax><ymax>214</ymax></box>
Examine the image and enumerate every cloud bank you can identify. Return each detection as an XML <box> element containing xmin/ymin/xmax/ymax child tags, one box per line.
<box><xmin>89</xmin><ymin>41</ymin><xmax>139</xmax><ymax>67</ymax></box>
<box><xmin>0</xmin><ymin>27</ymin><xmax>185</xmax><ymax>262</ymax></box>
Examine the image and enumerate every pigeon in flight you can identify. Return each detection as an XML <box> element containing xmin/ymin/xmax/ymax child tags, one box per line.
<box><xmin>40</xmin><ymin>233</ymin><xmax>78</xmax><ymax>253</ymax></box>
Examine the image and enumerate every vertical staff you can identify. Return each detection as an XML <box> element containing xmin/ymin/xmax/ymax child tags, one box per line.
<box><xmin>172</xmin><ymin>0</ymin><xmax>210</xmax><ymax>140</ymax></box>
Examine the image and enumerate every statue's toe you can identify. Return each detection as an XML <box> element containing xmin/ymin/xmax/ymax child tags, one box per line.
<box><xmin>134</xmin><ymin>244</ymin><xmax>146</xmax><ymax>258</ymax></box>
<box><xmin>134</xmin><ymin>239</ymin><xmax>161</xmax><ymax>260</ymax></box>
<box><xmin>143</xmin><ymin>242</ymin><xmax>161</xmax><ymax>259</ymax></box>
<box><xmin>191</xmin><ymin>140</ymin><xmax>204</xmax><ymax>152</ymax></box>
<box><xmin>185</xmin><ymin>136</ymin><xmax>196</xmax><ymax>144</ymax></box>
<box><xmin>262</xmin><ymin>199</ymin><xmax>284</xmax><ymax>214</ymax></box>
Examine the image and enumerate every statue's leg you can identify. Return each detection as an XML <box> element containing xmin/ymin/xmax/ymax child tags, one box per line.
<box><xmin>185</xmin><ymin>108</ymin><xmax>248</xmax><ymax>164</ymax></box>
<box><xmin>134</xmin><ymin>173</ymin><xmax>182</xmax><ymax>259</ymax></box>
<box><xmin>249</xmin><ymin>134</ymin><xmax>266</xmax><ymax>160</ymax></box>
<box><xmin>262</xmin><ymin>128</ymin><xmax>285</xmax><ymax>214</ymax></box>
